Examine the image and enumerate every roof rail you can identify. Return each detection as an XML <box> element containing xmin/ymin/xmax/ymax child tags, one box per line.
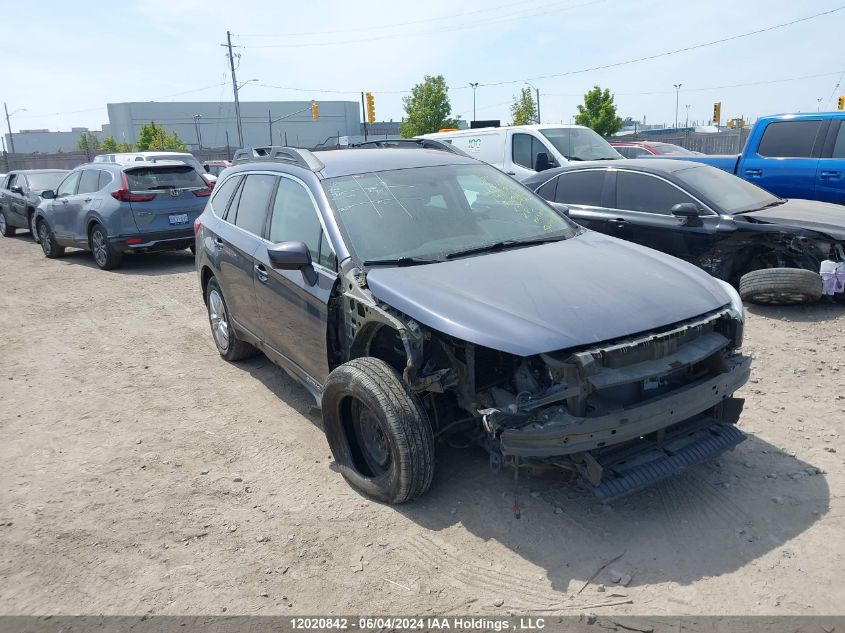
<box><xmin>232</xmin><ymin>146</ymin><xmax>325</xmax><ymax>171</ymax></box>
<box><xmin>351</xmin><ymin>138</ymin><xmax>471</xmax><ymax>158</ymax></box>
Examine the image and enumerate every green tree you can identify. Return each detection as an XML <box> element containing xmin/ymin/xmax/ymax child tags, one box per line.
<box><xmin>76</xmin><ymin>132</ymin><xmax>101</xmax><ymax>153</ymax></box>
<box><xmin>510</xmin><ymin>87</ymin><xmax>538</xmax><ymax>125</ymax></box>
<box><xmin>574</xmin><ymin>86</ymin><xmax>623</xmax><ymax>137</ymax></box>
<box><xmin>135</xmin><ymin>121</ymin><xmax>186</xmax><ymax>151</ymax></box>
<box><xmin>100</xmin><ymin>136</ymin><xmax>133</xmax><ymax>152</ymax></box>
<box><xmin>399</xmin><ymin>75</ymin><xmax>459</xmax><ymax>138</ymax></box>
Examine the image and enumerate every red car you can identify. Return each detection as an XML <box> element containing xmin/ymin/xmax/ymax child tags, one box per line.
<box><xmin>610</xmin><ymin>140</ymin><xmax>701</xmax><ymax>158</ymax></box>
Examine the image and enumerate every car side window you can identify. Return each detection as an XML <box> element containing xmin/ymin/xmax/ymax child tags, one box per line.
<box><xmin>757</xmin><ymin>120</ymin><xmax>822</xmax><ymax>158</ymax></box>
<box><xmin>6</xmin><ymin>174</ymin><xmax>17</xmax><ymax>190</ymax></box>
<box><xmin>535</xmin><ymin>176</ymin><xmax>558</xmax><ymax>200</ymax></box>
<box><xmin>231</xmin><ymin>174</ymin><xmax>276</xmax><ymax>236</ymax></box>
<box><xmin>830</xmin><ymin>124</ymin><xmax>845</xmax><ymax>159</ymax></box>
<box><xmin>56</xmin><ymin>172</ymin><xmax>81</xmax><ymax>198</ymax></box>
<box><xmin>616</xmin><ymin>172</ymin><xmax>696</xmax><ymax>214</ymax></box>
<box><xmin>1</xmin><ymin>175</ymin><xmax>11</xmax><ymax>189</ymax></box>
<box><xmin>210</xmin><ymin>175</ymin><xmax>242</xmax><ymax>218</ymax></box>
<box><xmin>512</xmin><ymin>134</ymin><xmax>553</xmax><ymax>170</ymax></box>
<box><xmin>268</xmin><ymin>177</ymin><xmax>336</xmax><ymax>270</ymax></box>
<box><xmin>555</xmin><ymin>170</ymin><xmax>606</xmax><ymax>206</ymax></box>
<box><xmin>97</xmin><ymin>170</ymin><xmax>114</xmax><ymax>190</ymax></box>
<box><xmin>77</xmin><ymin>170</ymin><xmax>100</xmax><ymax>195</ymax></box>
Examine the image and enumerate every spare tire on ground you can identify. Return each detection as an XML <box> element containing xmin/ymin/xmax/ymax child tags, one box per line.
<box><xmin>739</xmin><ymin>268</ymin><xmax>822</xmax><ymax>305</ymax></box>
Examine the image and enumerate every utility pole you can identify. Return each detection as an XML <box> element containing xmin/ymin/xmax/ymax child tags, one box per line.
<box><xmin>685</xmin><ymin>104</ymin><xmax>691</xmax><ymax>128</ymax></box>
<box><xmin>535</xmin><ymin>87</ymin><xmax>541</xmax><ymax>124</ymax></box>
<box><xmin>268</xmin><ymin>109</ymin><xmax>272</xmax><ymax>144</ymax></box>
<box><xmin>469</xmin><ymin>83</ymin><xmax>478</xmax><ymax>122</ymax></box>
<box><xmin>817</xmin><ymin>97</ymin><xmax>823</xmax><ymax>112</ymax></box>
<box><xmin>223</xmin><ymin>31</ymin><xmax>243</xmax><ymax>147</ymax></box>
<box><xmin>673</xmin><ymin>84</ymin><xmax>682</xmax><ymax>129</ymax></box>
<box><xmin>4</xmin><ymin>102</ymin><xmax>16</xmax><ymax>153</ymax></box>
<box><xmin>193</xmin><ymin>114</ymin><xmax>203</xmax><ymax>150</ymax></box>
<box><xmin>361</xmin><ymin>92</ymin><xmax>368</xmax><ymax>141</ymax></box>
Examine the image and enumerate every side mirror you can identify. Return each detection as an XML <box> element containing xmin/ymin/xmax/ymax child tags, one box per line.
<box><xmin>41</xmin><ymin>190</ymin><xmax>55</xmax><ymax>200</ymax></box>
<box><xmin>671</xmin><ymin>203</ymin><xmax>702</xmax><ymax>225</ymax></box>
<box><xmin>535</xmin><ymin>152</ymin><xmax>554</xmax><ymax>172</ymax></box>
<box><xmin>267</xmin><ymin>241</ymin><xmax>317</xmax><ymax>285</ymax></box>
<box><xmin>10</xmin><ymin>185</ymin><xmax>23</xmax><ymax>195</ymax></box>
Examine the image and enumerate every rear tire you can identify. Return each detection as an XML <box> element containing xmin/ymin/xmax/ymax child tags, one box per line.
<box><xmin>89</xmin><ymin>223</ymin><xmax>123</xmax><ymax>270</ymax></box>
<box><xmin>321</xmin><ymin>357</ymin><xmax>435</xmax><ymax>504</ymax></box>
<box><xmin>205</xmin><ymin>277</ymin><xmax>255</xmax><ymax>361</ymax></box>
<box><xmin>38</xmin><ymin>218</ymin><xmax>65</xmax><ymax>258</ymax></box>
<box><xmin>0</xmin><ymin>210</ymin><xmax>15</xmax><ymax>237</ymax></box>
<box><xmin>739</xmin><ymin>268</ymin><xmax>822</xmax><ymax>305</ymax></box>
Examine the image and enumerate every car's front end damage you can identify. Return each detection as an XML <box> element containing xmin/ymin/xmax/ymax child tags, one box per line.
<box><xmin>330</xmin><ymin>247</ymin><xmax>751</xmax><ymax>502</ymax></box>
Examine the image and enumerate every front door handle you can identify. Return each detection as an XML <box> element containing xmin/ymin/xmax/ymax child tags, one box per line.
<box><xmin>744</xmin><ymin>169</ymin><xmax>762</xmax><ymax>177</ymax></box>
<box><xmin>254</xmin><ymin>264</ymin><xmax>268</xmax><ymax>283</ymax></box>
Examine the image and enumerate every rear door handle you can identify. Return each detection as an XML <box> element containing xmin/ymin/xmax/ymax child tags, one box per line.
<box><xmin>744</xmin><ymin>169</ymin><xmax>762</xmax><ymax>177</ymax></box>
<box><xmin>254</xmin><ymin>264</ymin><xmax>268</xmax><ymax>282</ymax></box>
<box><xmin>820</xmin><ymin>170</ymin><xmax>841</xmax><ymax>179</ymax></box>
<box><xmin>614</xmin><ymin>218</ymin><xmax>628</xmax><ymax>223</ymax></box>
<box><xmin>84</xmin><ymin>197</ymin><xmax>93</xmax><ymax>203</ymax></box>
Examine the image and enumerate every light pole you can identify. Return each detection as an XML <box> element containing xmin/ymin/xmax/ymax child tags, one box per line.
<box><xmin>525</xmin><ymin>82</ymin><xmax>541</xmax><ymax>124</ymax></box>
<box><xmin>268</xmin><ymin>103</ymin><xmax>316</xmax><ymax>146</ymax></box>
<box><xmin>469</xmin><ymin>82</ymin><xmax>479</xmax><ymax>122</ymax></box>
<box><xmin>817</xmin><ymin>97</ymin><xmax>824</xmax><ymax>112</ymax></box>
<box><xmin>685</xmin><ymin>104</ymin><xmax>691</xmax><ymax>128</ymax></box>
<box><xmin>673</xmin><ymin>84</ymin><xmax>682</xmax><ymax>128</ymax></box>
<box><xmin>193</xmin><ymin>114</ymin><xmax>203</xmax><ymax>150</ymax></box>
<box><xmin>4</xmin><ymin>103</ymin><xmax>27</xmax><ymax>153</ymax></box>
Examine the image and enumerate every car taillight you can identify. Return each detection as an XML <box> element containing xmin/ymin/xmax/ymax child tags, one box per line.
<box><xmin>193</xmin><ymin>216</ymin><xmax>202</xmax><ymax>236</ymax></box>
<box><xmin>192</xmin><ymin>187</ymin><xmax>212</xmax><ymax>197</ymax></box>
<box><xmin>111</xmin><ymin>172</ymin><xmax>155</xmax><ymax>202</ymax></box>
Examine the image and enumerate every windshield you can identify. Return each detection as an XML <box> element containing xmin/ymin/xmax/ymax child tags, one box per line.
<box><xmin>27</xmin><ymin>172</ymin><xmax>66</xmax><ymax>192</ymax></box>
<box><xmin>540</xmin><ymin>128</ymin><xmax>622</xmax><ymax>161</ymax></box>
<box><xmin>652</xmin><ymin>143</ymin><xmax>695</xmax><ymax>156</ymax></box>
<box><xmin>676</xmin><ymin>164</ymin><xmax>780</xmax><ymax>214</ymax></box>
<box><xmin>322</xmin><ymin>163</ymin><xmax>579</xmax><ymax>263</ymax></box>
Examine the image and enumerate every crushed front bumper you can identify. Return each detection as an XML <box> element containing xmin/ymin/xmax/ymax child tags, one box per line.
<box><xmin>500</xmin><ymin>354</ymin><xmax>751</xmax><ymax>458</ymax></box>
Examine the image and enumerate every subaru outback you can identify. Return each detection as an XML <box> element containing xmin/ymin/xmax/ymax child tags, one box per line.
<box><xmin>195</xmin><ymin>147</ymin><xmax>751</xmax><ymax>504</ymax></box>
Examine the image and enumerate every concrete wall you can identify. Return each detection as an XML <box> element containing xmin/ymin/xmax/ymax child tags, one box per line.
<box><xmin>106</xmin><ymin>100</ymin><xmax>362</xmax><ymax>150</ymax></box>
<box><xmin>3</xmin><ymin>129</ymin><xmax>107</xmax><ymax>154</ymax></box>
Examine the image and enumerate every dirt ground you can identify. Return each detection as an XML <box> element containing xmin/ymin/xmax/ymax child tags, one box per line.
<box><xmin>0</xmin><ymin>233</ymin><xmax>843</xmax><ymax>617</ymax></box>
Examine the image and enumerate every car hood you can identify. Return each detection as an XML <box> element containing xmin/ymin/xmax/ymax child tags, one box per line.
<box><xmin>741</xmin><ymin>199</ymin><xmax>845</xmax><ymax>241</ymax></box>
<box><xmin>365</xmin><ymin>231</ymin><xmax>731</xmax><ymax>356</ymax></box>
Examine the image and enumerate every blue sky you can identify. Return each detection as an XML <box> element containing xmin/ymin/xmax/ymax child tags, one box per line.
<box><xmin>1</xmin><ymin>0</ymin><xmax>842</xmax><ymax>133</ymax></box>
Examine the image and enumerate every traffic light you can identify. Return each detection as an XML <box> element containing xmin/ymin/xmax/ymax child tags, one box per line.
<box><xmin>713</xmin><ymin>102</ymin><xmax>721</xmax><ymax>125</ymax></box>
<box><xmin>727</xmin><ymin>119</ymin><xmax>734</xmax><ymax>129</ymax></box>
<box><xmin>365</xmin><ymin>92</ymin><xmax>375</xmax><ymax>125</ymax></box>
<box><xmin>311</xmin><ymin>101</ymin><xmax>319</xmax><ymax>121</ymax></box>
<box><xmin>838</xmin><ymin>96</ymin><xmax>845</xmax><ymax>111</ymax></box>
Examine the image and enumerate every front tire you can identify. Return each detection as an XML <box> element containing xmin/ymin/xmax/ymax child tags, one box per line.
<box><xmin>321</xmin><ymin>357</ymin><xmax>435</xmax><ymax>504</ymax></box>
<box><xmin>205</xmin><ymin>277</ymin><xmax>255</xmax><ymax>361</ymax></box>
<box><xmin>29</xmin><ymin>211</ymin><xmax>40</xmax><ymax>243</ymax></box>
<box><xmin>0</xmin><ymin>210</ymin><xmax>15</xmax><ymax>237</ymax></box>
<box><xmin>38</xmin><ymin>218</ymin><xmax>65</xmax><ymax>258</ymax></box>
<box><xmin>739</xmin><ymin>268</ymin><xmax>822</xmax><ymax>305</ymax></box>
<box><xmin>89</xmin><ymin>223</ymin><xmax>123</xmax><ymax>270</ymax></box>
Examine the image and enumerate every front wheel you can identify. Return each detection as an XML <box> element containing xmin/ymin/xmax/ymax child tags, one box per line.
<box><xmin>739</xmin><ymin>268</ymin><xmax>822</xmax><ymax>305</ymax></box>
<box><xmin>29</xmin><ymin>211</ymin><xmax>40</xmax><ymax>243</ymax></box>
<box><xmin>321</xmin><ymin>357</ymin><xmax>435</xmax><ymax>504</ymax></box>
<box><xmin>38</xmin><ymin>218</ymin><xmax>65</xmax><ymax>258</ymax></box>
<box><xmin>0</xmin><ymin>210</ymin><xmax>15</xmax><ymax>237</ymax></box>
<box><xmin>89</xmin><ymin>224</ymin><xmax>123</xmax><ymax>270</ymax></box>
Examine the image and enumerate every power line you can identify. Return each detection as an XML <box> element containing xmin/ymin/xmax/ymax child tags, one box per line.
<box><xmin>473</xmin><ymin>5</ymin><xmax>845</xmax><ymax>87</ymax></box>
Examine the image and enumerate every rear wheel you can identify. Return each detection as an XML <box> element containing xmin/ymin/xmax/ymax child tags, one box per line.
<box><xmin>321</xmin><ymin>357</ymin><xmax>435</xmax><ymax>504</ymax></box>
<box><xmin>739</xmin><ymin>268</ymin><xmax>822</xmax><ymax>305</ymax></box>
<box><xmin>89</xmin><ymin>224</ymin><xmax>123</xmax><ymax>270</ymax></box>
<box><xmin>38</xmin><ymin>218</ymin><xmax>65</xmax><ymax>258</ymax></box>
<box><xmin>206</xmin><ymin>277</ymin><xmax>255</xmax><ymax>361</ymax></box>
<box><xmin>0</xmin><ymin>210</ymin><xmax>15</xmax><ymax>237</ymax></box>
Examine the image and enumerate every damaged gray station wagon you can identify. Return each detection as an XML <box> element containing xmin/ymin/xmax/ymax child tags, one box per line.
<box><xmin>195</xmin><ymin>147</ymin><xmax>751</xmax><ymax>504</ymax></box>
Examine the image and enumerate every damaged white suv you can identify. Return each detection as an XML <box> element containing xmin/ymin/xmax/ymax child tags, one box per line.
<box><xmin>196</xmin><ymin>146</ymin><xmax>751</xmax><ymax>504</ymax></box>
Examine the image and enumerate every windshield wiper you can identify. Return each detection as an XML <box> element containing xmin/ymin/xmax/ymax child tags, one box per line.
<box><xmin>445</xmin><ymin>234</ymin><xmax>567</xmax><ymax>260</ymax></box>
<box><xmin>363</xmin><ymin>257</ymin><xmax>443</xmax><ymax>267</ymax></box>
<box><xmin>735</xmin><ymin>199</ymin><xmax>787</xmax><ymax>214</ymax></box>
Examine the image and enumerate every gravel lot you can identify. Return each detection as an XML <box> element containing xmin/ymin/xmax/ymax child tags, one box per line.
<box><xmin>1</xmin><ymin>234</ymin><xmax>843</xmax><ymax>616</ymax></box>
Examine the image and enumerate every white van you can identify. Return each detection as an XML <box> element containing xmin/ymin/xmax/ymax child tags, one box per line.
<box><xmin>420</xmin><ymin>124</ymin><xmax>622</xmax><ymax>180</ymax></box>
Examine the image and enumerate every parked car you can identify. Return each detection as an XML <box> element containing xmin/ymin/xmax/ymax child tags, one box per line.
<box><xmin>610</xmin><ymin>140</ymin><xmax>701</xmax><ymax>158</ymax></box>
<box><xmin>0</xmin><ymin>169</ymin><xmax>68</xmax><ymax>240</ymax></box>
<box><xmin>35</xmin><ymin>161</ymin><xmax>211</xmax><ymax>270</ymax></box>
<box><xmin>523</xmin><ymin>159</ymin><xmax>845</xmax><ymax>304</ymax></box>
<box><xmin>419</xmin><ymin>124</ymin><xmax>622</xmax><ymax>180</ymax></box>
<box><xmin>195</xmin><ymin>147</ymin><xmax>750</xmax><ymax>504</ymax></box>
<box><xmin>659</xmin><ymin>112</ymin><xmax>845</xmax><ymax>204</ymax></box>
<box><xmin>94</xmin><ymin>151</ymin><xmax>217</xmax><ymax>183</ymax></box>
<box><xmin>203</xmin><ymin>160</ymin><xmax>231</xmax><ymax>178</ymax></box>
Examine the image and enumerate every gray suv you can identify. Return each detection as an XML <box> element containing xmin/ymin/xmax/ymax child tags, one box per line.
<box><xmin>196</xmin><ymin>147</ymin><xmax>750</xmax><ymax>504</ymax></box>
<box><xmin>0</xmin><ymin>170</ymin><xmax>68</xmax><ymax>240</ymax></box>
<box><xmin>36</xmin><ymin>162</ymin><xmax>212</xmax><ymax>269</ymax></box>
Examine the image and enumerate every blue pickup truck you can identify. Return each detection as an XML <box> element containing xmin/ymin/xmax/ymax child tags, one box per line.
<box><xmin>664</xmin><ymin>112</ymin><xmax>845</xmax><ymax>204</ymax></box>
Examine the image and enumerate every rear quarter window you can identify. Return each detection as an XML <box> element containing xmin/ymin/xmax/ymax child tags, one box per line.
<box><xmin>210</xmin><ymin>175</ymin><xmax>242</xmax><ymax>218</ymax></box>
<box><xmin>125</xmin><ymin>166</ymin><xmax>207</xmax><ymax>190</ymax></box>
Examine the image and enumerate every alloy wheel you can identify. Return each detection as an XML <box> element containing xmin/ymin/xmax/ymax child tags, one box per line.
<box><xmin>0</xmin><ymin>214</ymin><xmax>6</xmax><ymax>235</ymax></box>
<box><xmin>91</xmin><ymin>229</ymin><xmax>108</xmax><ymax>267</ymax></box>
<box><xmin>39</xmin><ymin>222</ymin><xmax>51</xmax><ymax>254</ymax></box>
<box><xmin>208</xmin><ymin>289</ymin><xmax>230</xmax><ymax>352</ymax></box>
